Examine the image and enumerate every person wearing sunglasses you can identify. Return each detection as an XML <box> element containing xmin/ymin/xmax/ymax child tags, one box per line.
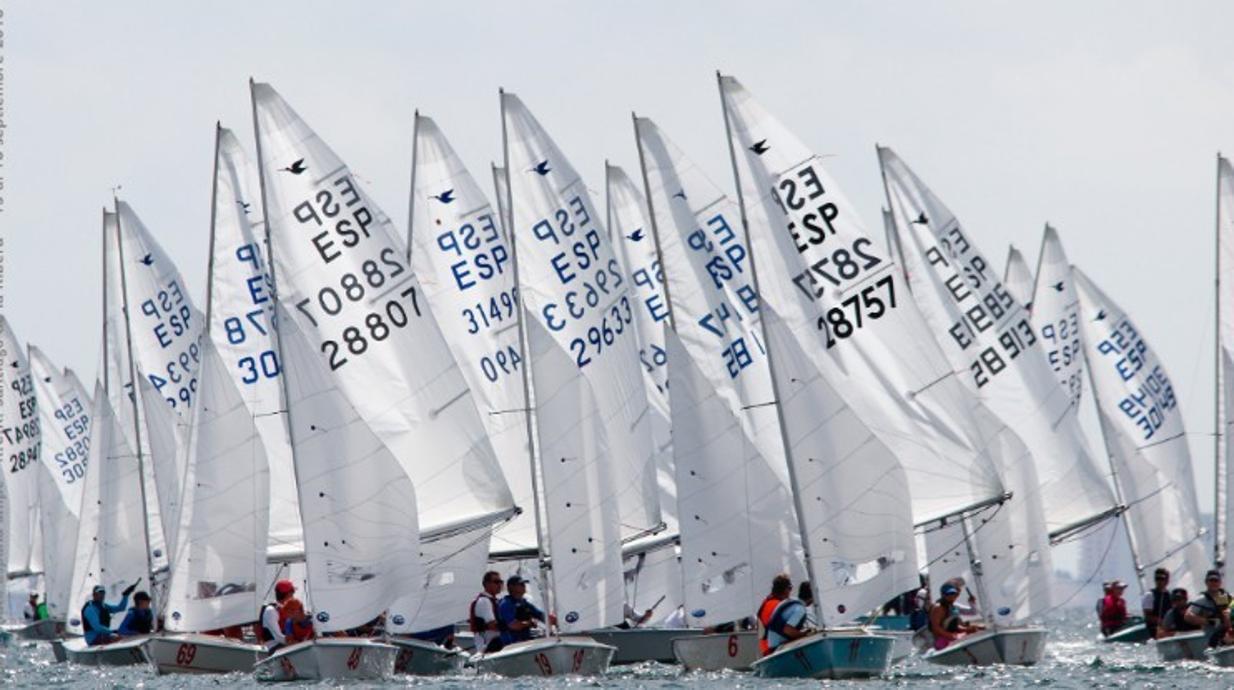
<box><xmin>469</xmin><ymin>571</ymin><xmax>506</xmax><ymax>653</ymax></box>
<box><xmin>1184</xmin><ymin>569</ymin><xmax>1232</xmax><ymax>646</ymax></box>
<box><xmin>1158</xmin><ymin>588</ymin><xmax>1200</xmax><ymax>638</ymax></box>
<box><xmin>1142</xmin><ymin>568</ymin><xmax>1172</xmax><ymax>638</ymax></box>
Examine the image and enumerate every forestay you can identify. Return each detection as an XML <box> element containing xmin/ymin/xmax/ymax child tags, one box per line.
<box><xmin>1030</xmin><ymin>225</ymin><xmax>1085</xmax><ymax>413</ymax></box>
<box><xmin>0</xmin><ymin>317</ymin><xmax>43</xmax><ymax>579</ymax></box>
<box><xmin>408</xmin><ymin>115</ymin><xmax>533</xmax><ymax>553</ymax></box>
<box><xmin>29</xmin><ymin>347</ymin><xmax>91</xmax><ymax>620</ymax></box>
<box><xmin>666</xmin><ymin>329</ymin><xmax>798</xmax><ymax>627</ymax></box>
<box><xmin>605</xmin><ymin>163</ymin><xmax>676</xmax><ymax>530</ymax></box>
<box><xmin>762</xmin><ymin>307</ymin><xmax>918</xmax><ymax>625</ymax></box>
<box><xmin>209</xmin><ymin>125</ymin><xmax>301</xmax><ymax>559</ymax></box>
<box><xmin>879</xmin><ymin>147</ymin><xmax>1116</xmax><ymax>540</ymax></box>
<box><xmin>66</xmin><ymin>384</ymin><xmax>148</xmax><ymax>635</ymax></box>
<box><xmin>525</xmin><ymin>314</ymin><xmax>624</xmax><ymax>631</ymax></box>
<box><xmin>717</xmin><ymin>75</ymin><xmax>1005</xmax><ymax>526</ymax></box>
<box><xmin>1003</xmin><ymin>245</ymin><xmax>1033</xmax><ymax>308</ymax></box>
<box><xmin>276</xmin><ymin>307</ymin><xmax>422</xmax><ymax>633</ymax></box>
<box><xmin>501</xmin><ymin>92</ymin><xmax>660</xmax><ymax>538</ymax></box>
<box><xmin>1073</xmin><ymin>268</ymin><xmax>1207</xmax><ymax>589</ymax></box>
<box><xmin>251</xmin><ymin>82</ymin><xmax>515</xmax><ymax>632</ymax></box>
<box><xmin>165</xmin><ymin>341</ymin><xmax>270</xmax><ymax>632</ymax></box>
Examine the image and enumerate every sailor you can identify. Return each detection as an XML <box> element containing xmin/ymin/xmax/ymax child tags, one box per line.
<box><xmin>798</xmin><ymin>582</ymin><xmax>816</xmax><ymax>628</ymax></box>
<box><xmin>498</xmin><ymin>575</ymin><xmax>554</xmax><ymax>645</ymax></box>
<box><xmin>1184</xmin><ymin>569</ymin><xmax>1232</xmax><ymax>646</ymax></box>
<box><xmin>1142</xmin><ymin>567</ymin><xmax>1171</xmax><ymax>638</ymax></box>
<box><xmin>277</xmin><ymin>580</ymin><xmax>315</xmax><ymax>643</ymax></box>
<box><xmin>81</xmin><ymin>580</ymin><xmax>139</xmax><ymax>646</ymax></box>
<box><xmin>928</xmin><ymin>582</ymin><xmax>982</xmax><ymax>651</ymax></box>
<box><xmin>761</xmin><ymin>579</ymin><xmax>811</xmax><ymax>656</ymax></box>
<box><xmin>469</xmin><ymin>570</ymin><xmax>505</xmax><ymax>653</ymax></box>
<box><xmin>619</xmin><ymin>602</ymin><xmax>654</xmax><ymax>629</ymax></box>
<box><xmin>117</xmin><ymin>591</ymin><xmax>154</xmax><ymax>636</ymax></box>
<box><xmin>946</xmin><ymin>576</ymin><xmax>979</xmax><ymax>616</ymax></box>
<box><xmin>756</xmin><ymin>574</ymin><xmax>793</xmax><ymax>656</ymax></box>
<box><xmin>1096</xmin><ymin>581</ymin><xmax>1110</xmax><ymax>618</ymax></box>
<box><xmin>1099</xmin><ymin>580</ymin><xmax>1129</xmax><ymax>636</ymax></box>
<box><xmin>23</xmin><ymin>593</ymin><xmax>45</xmax><ymax>621</ymax></box>
<box><xmin>257</xmin><ymin>580</ymin><xmax>293</xmax><ymax>652</ymax></box>
<box><xmin>1158</xmin><ymin>588</ymin><xmax>1200</xmax><ymax>638</ymax></box>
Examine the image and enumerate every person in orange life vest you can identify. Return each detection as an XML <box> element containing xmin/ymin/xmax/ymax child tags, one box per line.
<box><xmin>1099</xmin><ymin>580</ymin><xmax>1129</xmax><ymax>636</ymax></box>
<box><xmin>257</xmin><ymin>580</ymin><xmax>296</xmax><ymax>651</ymax></box>
<box><xmin>275</xmin><ymin>580</ymin><xmax>313</xmax><ymax>643</ymax></box>
<box><xmin>470</xmin><ymin>570</ymin><xmax>505</xmax><ymax>653</ymax></box>
<box><xmin>756</xmin><ymin>574</ymin><xmax>791</xmax><ymax>655</ymax></box>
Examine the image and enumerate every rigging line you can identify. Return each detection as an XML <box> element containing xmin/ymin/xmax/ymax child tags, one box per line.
<box><xmin>1038</xmin><ymin>517</ymin><xmax>1120</xmax><ymax>617</ymax></box>
<box><xmin>916</xmin><ymin>501</ymin><xmax>1006</xmax><ymax>570</ymax></box>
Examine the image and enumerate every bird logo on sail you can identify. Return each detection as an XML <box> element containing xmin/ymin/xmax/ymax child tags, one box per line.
<box><xmin>140</xmin><ymin>253</ymin><xmax>154</xmax><ymax>266</ymax></box>
<box><xmin>1094</xmin><ymin>309</ymin><xmax>1107</xmax><ymax>321</ymax></box>
<box><xmin>912</xmin><ymin>212</ymin><xmax>929</xmax><ymax>225</ymax></box>
<box><xmin>431</xmin><ymin>189</ymin><xmax>456</xmax><ymax>204</ymax></box>
<box><xmin>672</xmin><ymin>190</ymin><xmax>687</xmax><ymax>200</ymax></box>
<box><xmin>626</xmin><ymin>229</ymin><xmax>645</xmax><ymax>242</ymax></box>
<box><xmin>1052</xmin><ymin>281</ymin><xmax>1065</xmax><ymax>292</ymax></box>
<box><xmin>238</xmin><ymin>200</ymin><xmax>252</xmax><ymax>215</ymax></box>
<box><xmin>531</xmin><ymin>159</ymin><xmax>551</xmax><ymax>176</ymax></box>
<box><xmin>749</xmin><ymin>139</ymin><xmax>770</xmax><ymax>155</ymax></box>
<box><xmin>282</xmin><ymin>158</ymin><xmax>308</xmax><ymax>175</ymax></box>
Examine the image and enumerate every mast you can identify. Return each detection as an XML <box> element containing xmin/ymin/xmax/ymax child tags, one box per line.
<box><xmin>405</xmin><ymin>111</ymin><xmax>421</xmax><ymax>263</ymax></box>
<box><xmin>204</xmin><ymin>123</ymin><xmax>223</xmax><ymax>325</ymax></box>
<box><xmin>959</xmin><ymin>517</ymin><xmax>995</xmax><ymax>625</ymax></box>
<box><xmin>1216</xmin><ymin>152</ymin><xmax>1226</xmax><ymax>568</ymax></box>
<box><xmin>249</xmin><ymin>78</ymin><xmax>313</xmax><ymax>608</ymax></box>
<box><xmin>715</xmin><ymin>71</ymin><xmax>825</xmax><ymax>628</ymax></box>
<box><xmin>630</xmin><ymin>113</ymin><xmax>677</xmax><ymax>330</ymax></box>
<box><xmin>102</xmin><ymin>208</ymin><xmax>110</xmax><ymax>395</ymax></box>
<box><xmin>498</xmin><ymin>88</ymin><xmax>555</xmax><ymax>624</ymax></box>
<box><xmin>111</xmin><ymin>198</ymin><xmax>160</xmax><ymax>630</ymax></box>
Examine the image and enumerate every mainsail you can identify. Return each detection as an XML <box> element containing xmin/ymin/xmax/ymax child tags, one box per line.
<box><xmin>0</xmin><ymin>317</ymin><xmax>43</xmax><ymax>580</ymax></box>
<box><xmin>1003</xmin><ymin>245</ymin><xmax>1033</xmax><ymax>308</ymax></box>
<box><xmin>1216</xmin><ymin>154</ymin><xmax>1234</xmax><ymax>565</ymax></box>
<box><xmin>29</xmin><ymin>347</ymin><xmax>91</xmax><ymax>620</ymax></box>
<box><xmin>1073</xmin><ymin>267</ymin><xmax>1207</xmax><ymax>589</ymax></box>
<box><xmin>251</xmin><ymin>81</ymin><xmax>516</xmax><ymax>631</ymax></box>
<box><xmin>408</xmin><ymin>114</ymin><xmax>534</xmax><ymax>554</ymax></box>
<box><xmin>500</xmin><ymin>91</ymin><xmax>661</xmax><ymax>539</ymax></box>
<box><xmin>1030</xmin><ymin>225</ymin><xmax>1085</xmax><ymax>412</ymax></box>
<box><xmin>879</xmin><ymin>146</ymin><xmax>1117</xmax><ymax>541</ymax></box>
<box><xmin>208</xmin><ymin>124</ymin><xmax>301</xmax><ymax>559</ymax></box>
<box><xmin>164</xmin><ymin>340</ymin><xmax>270</xmax><ymax>632</ymax></box>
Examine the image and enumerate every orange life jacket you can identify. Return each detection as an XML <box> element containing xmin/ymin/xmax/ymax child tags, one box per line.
<box><xmin>757</xmin><ymin>595</ymin><xmax>783</xmax><ymax>656</ymax></box>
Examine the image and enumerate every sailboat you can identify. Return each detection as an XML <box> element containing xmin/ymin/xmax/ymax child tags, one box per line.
<box><xmin>25</xmin><ymin>347</ymin><xmax>91</xmax><ymax>641</ymax></box>
<box><xmin>1213</xmin><ymin>154</ymin><xmax>1234</xmax><ymax>665</ymax></box>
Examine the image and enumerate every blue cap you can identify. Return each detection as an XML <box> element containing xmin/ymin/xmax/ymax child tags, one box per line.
<box><xmin>941</xmin><ymin>583</ymin><xmax>959</xmax><ymax>596</ymax></box>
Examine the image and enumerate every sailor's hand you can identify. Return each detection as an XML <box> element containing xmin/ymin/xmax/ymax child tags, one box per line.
<box><xmin>122</xmin><ymin>580</ymin><xmax>139</xmax><ymax>596</ymax></box>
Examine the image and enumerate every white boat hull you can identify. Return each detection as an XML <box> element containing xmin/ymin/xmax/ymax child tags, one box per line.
<box><xmin>1155</xmin><ymin>630</ymin><xmax>1209</xmax><ymax>662</ymax></box>
<box><xmin>585</xmin><ymin>627</ymin><xmax>705</xmax><ymax>664</ymax></box>
<box><xmin>388</xmin><ymin>636</ymin><xmax>466</xmax><ymax>675</ymax></box>
<box><xmin>473</xmin><ymin>636</ymin><xmax>615</xmax><ymax>677</ymax></box>
<box><xmin>672</xmin><ymin>630</ymin><xmax>759</xmax><ymax>671</ymax></box>
<box><xmin>921</xmin><ymin>627</ymin><xmax>1046</xmax><ymax>666</ymax></box>
<box><xmin>752</xmin><ymin>631</ymin><xmax>895</xmax><ymax>679</ymax></box>
<box><xmin>1208</xmin><ymin>643</ymin><xmax>1234</xmax><ymax>666</ymax></box>
<box><xmin>253</xmin><ymin>638</ymin><xmax>396</xmax><ymax>681</ymax></box>
<box><xmin>143</xmin><ymin>633</ymin><xmax>266</xmax><ymax>674</ymax></box>
<box><xmin>63</xmin><ymin>635</ymin><xmax>152</xmax><ymax>666</ymax></box>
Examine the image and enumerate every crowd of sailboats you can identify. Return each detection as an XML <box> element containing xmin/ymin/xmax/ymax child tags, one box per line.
<box><xmin>0</xmin><ymin>71</ymin><xmax>1227</xmax><ymax>679</ymax></box>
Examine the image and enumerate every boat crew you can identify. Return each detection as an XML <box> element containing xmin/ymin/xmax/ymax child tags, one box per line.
<box><xmin>928</xmin><ymin>582</ymin><xmax>983</xmax><ymax>651</ymax></box>
<box><xmin>1098</xmin><ymin>580</ymin><xmax>1129</xmax><ymax>636</ymax></box>
<box><xmin>756</xmin><ymin>574</ymin><xmax>811</xmax><ymax>656</ymax></box>
<box><xmin>1142</xmin><ymin>568</ymin><xmax>1171</xmax><ymax>638</ymax></box>
<box><xmin>497</xmin><ymin>575</ymin><xmax>554</xmax><ymax>645</ymax></box>
<box><xmin>276</xmin><ymin>580</ymin><xmax>315</xmax><ymax>644</ymax></box>
<box><xmin>469</xmin><ymin>571</ymin><xmax>505</xmax><ymax>653</ymax></box>
<box><xmin>23</xmin><ymin>593</ymin><xmax>47</xmax><ymax>621</ymax></box>
<box><xmin>117</xmin><ymin>592</ymin><xmax>154</xmax><ymax>636</ymax></box>
<box><xmin>756</xmin><ymin>574</ymin><xmax>793</xmax><ymax>656</ymax></box>
<box><xmin>81</xmin><ymin>580</ymin><xmax>139</xmax><ymax>646</ymax></box>
<box><xmin>1183</xmin><ymin>569</ymin><xmax>1232</xmax><ymax>646</ymax></box>
<box><xmin>619</xmin><ymin>602</ymin><xmax>654</xmax><ymax>629</ymax></box>
<box><xmin>945</xmin><ymin>576</ymin><xmax>979</xmax><ymax>617</ymax></box>
<box><xmin>257</xmin><ymin>583</ymin><xmax>290</xmax><ymax>652</ymax></box>
<box><xmin>1158</xmin><ymin>588</ymin><xmax>1200</xmax><ymax>638</ymax></box>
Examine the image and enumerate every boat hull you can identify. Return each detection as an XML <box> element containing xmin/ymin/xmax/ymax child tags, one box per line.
<box><xmin>14</xmin><ymin>619</ymin><xmax>62</xmax><ymax>640</ymax></box>
<box><xmin>473</xmin><ymin>636</ymin><xmax>615</xmax><ymax>677</ymax></box>
<box><xmin>752</xmin><ymin>631</ymin><xmax>895</xmax><ymax>679</ymax></box>
<box><xmin>63</xmin><ymin>635</ymin><xmax>152</xmax><ymax>666</ymax></box>
<box><xmin>253</xmin><ymin>638</ymin><xmax>396</xmax><ymax>681</ymax></box>
<box><xmin>50</xmin><ymin>638</ymin><xmax>67</xmax><ymax>663</ymax></box>
<box><xmin>584</xmin><ymin>627</ymin><xmax>705</xmax><ymax>664</ymax></box>
<box><xmin>143</xmin><ymin>633</ymin><xmax>266</xmax><ymax>674</ymax></box>
<box><xmin>672</xmin><ymin>630</ymin><xmax>758</xmax><ymax>671</ymax></box>
<box><xmin>1208</xmin><ymin>644</ymin><xmax>1234</xmax><ymax>666</ymax></box>
<box><xmin>388</xmin><ymin>636</ymin><xmax>466</xmax><ymax>675</ymax></box>
<box><xmin>1101</xmin><ymin>621</ymin><xmax>1151</xmax><ymax>644</ymax></box>
<box><xmin>922</xmin><ymin>627</ymin><xmax>1046</xmax><ymax>666</ymax></box>
<box><xmin>1155</xmin><ymin>630</ymin><xmax>1209</xmax><ymax>662</ymax></box>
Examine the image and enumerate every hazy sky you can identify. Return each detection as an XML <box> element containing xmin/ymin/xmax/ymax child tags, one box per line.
<box><xmin>5</xmin><ymin>1</ymin><xmax>1233</xmax><ymax>555</ymax></box>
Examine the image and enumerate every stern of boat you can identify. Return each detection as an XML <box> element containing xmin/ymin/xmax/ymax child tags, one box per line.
<box><xmin>752</xmin><ymin>631</ymin><xmax>895</xmax><ymax>679</ymax></box>
<box><xmin>472</xmin><ymin>636</ymin><xmax>615</xmax><ymax>677</ymax></box>
<box><xmin>672</xmin><ymin>630</ymin><xmax>759</xmax><ymax>672</ymax></box>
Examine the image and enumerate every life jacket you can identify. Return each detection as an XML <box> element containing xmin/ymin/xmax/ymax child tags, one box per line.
<box><xmin>469</xmin><ymin>593</ymin><xmax>500</xmax><ymax>634</ymax></box>
<box><xmin>256</xmin><ymin>603</ymin><xmax>279</xmax><ymax>643</ymax></box>
<box><xmin>764</xmin><ymin>597</ymin><xmax>804</xmax><ymax>651</ymax></box>
<box><xmin>81</xmin><ymin>601</ymin><xmax>110</xmax><ymax>633</ymax></box>
<box><xmin>757</xmin><ymin>595</ymin><xmax>782</xmax><ymax>656</ymax></box>
<box><xmin>1199</xmin><ymin>590</ymin><xmax>1232</xmax><ymax>620</ymax></box>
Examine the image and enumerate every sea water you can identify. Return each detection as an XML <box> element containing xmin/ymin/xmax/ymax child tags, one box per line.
<box><xmin>5</xmin><ymin>609</ymin><xmax>1233</xmax><ymax>688</ymax></box>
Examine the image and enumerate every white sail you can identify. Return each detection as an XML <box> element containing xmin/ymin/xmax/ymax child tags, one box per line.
<box><xmin>621</xmin><ymin>538</ymin><xmax>682</xmax><ymax>625</ymax></box>
<box><xmin>762</xmin><ymin>307</ymin><xmax>918</xmax><ymax>625</ymax></box>
<box><xmin>29</xmin><ymin>347</ymin><xmax>91</xmax><ymax>619</ymax></box>
<box><xmin>717</xmin><ymin>75</ymin><xmax>1005</xmax><ymax>526</ymax></box>
<box><xmin>1003</xmin><ymin>245</ymin><xmax>1033</xmax><ymax>308</ymax></box>
<box><xmin>66</xmin><ymin>384</ymin><xmax>149</xmax><ymax>635</ymax></box>
<box><xmin>1217</xmin><ymin>155</ymin><xmax>1234</xmax><ymax>565</ymax></box>
<box><xmin>525</xmin><ymin>314</ymin><xmax>624</xmax><ymax>631</ymax></box>
<box><xmin>878</xmin><ymin>146</ymin><xmax>1116</xmax><ymax>540</ymax></box>
<box><xmin>251</xmin><ymin>82</ymin><xmax>515</xmax><ymax>632</ymax></box>
<box><xmin>605</xmin><ymin>163</ymin><xmax>676</xmax><ymax>531</ymax></box>
<box><xmin>209</xmin><ymin>125</ymin><xmax>301</xmax><ymax>559</ymax></box>
<box><xmin>164</xmin><ymin>340</ymin><xmax>270</xmax><ymax>632</ymax></box>
<box><xmin>0</xmin><ymin>317</ymin><xmax>43</xmax><ymax>579</ymax></box>
<box><xmin>1073</xmin><ymin>267</ymin><xmax>1207</xmax><ymax>588</ymax></box>
<box><xmin>138</xmin><ymin>374</ymin><xmax>185</xmax><ymax>564</ymax></box>
<box><xmin>408</xmin><ymin>115</ymin><xmax>533</xmax><ymax>553</ymax></box>
<box><xmin>276</xmin><ymin>306</ymin><xmax>422</xmax><ymax>632</ymax></box>
<box><xmin>1030</xmin><ymin>225</ymin><xmax>1085</xmax><ymax>412</ymax></box>
<box><xmin>666</xmin><ymin>329</ymin><xmax>798</xmax><ymax>626</ymax></box>
<box><xmin>501</xmin><ymin>92</ymin><xmax>661</xmax><ymax>538</ymax></box>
